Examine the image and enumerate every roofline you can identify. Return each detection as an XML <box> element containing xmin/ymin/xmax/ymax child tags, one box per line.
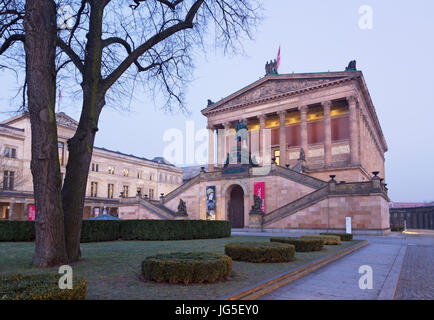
<box><xmin>93</xmin><ymin>146</ymin><xmax>182</xmax><ymax>172</ymax></box>
<box><xmin>201</xmin><ymin>70</ymin><xmax>361</xmax><ymax>115</ymax></box>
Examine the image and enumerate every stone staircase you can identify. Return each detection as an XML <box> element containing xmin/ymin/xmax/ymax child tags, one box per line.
<box><xmin>272</xmin><ymin>165</ymin><xmax>328</xmax><ymax>189</ymax></box>
<box><xmin>120</xmin><ymin>196</ymin><xmax>176</xmax><ymax>219</ymax></box>
<box><xmin>263</xmin><ymin>180</ymin><xmax>388</xmax><ymax>226</ymax></box>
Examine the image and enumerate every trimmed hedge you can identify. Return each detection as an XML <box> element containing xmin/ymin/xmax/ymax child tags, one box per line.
<box><xmin>391</xmin><ymin>226</ymin><xmax>404</xmax><ymax>232</ymax></box>
<box><xmin>120</xmin><ymin>220</ymin><xmax>231</xmax><ymax>241</ymax></box>
<box><xmin>80</xmin><ymin>220</ymin><xmax>121</xmax><ymax>242</ymax></box>
<box><xmin>0</xmin><ymin>274</ymin><xmax>87</xmax><ymax>300</ymax></box>
<box><xmin>301</xmin><ymin>234</ymin><xmax>341</xmax><ymax>245</ymax></box>
<box><xmin>320</xmin><ymin>233</ymin><xmax>353</xmax><ymax>241</ymax></box>
<box><xmin>224</xmin><ymin>242</ymin><xmax>295</xmax><ymax>263</ymax></box>
<box><xmin>270</xmin><ymin>237</ymin><xmax>323</xmax><ymax>252</ymax></box>
<box><xmin>0</xmin><ymin>221</ymin><xmax>35</xmax><ymax>241</ymax></box>
<box><xmin>0</xmin><ymin>220</ymin><xmax>231</xmax><ymax>242</ymax></box>
<box><xmin>141</xmin><ymin>252</ymin><xmax>232</xmax><ymax>284</ymax></box>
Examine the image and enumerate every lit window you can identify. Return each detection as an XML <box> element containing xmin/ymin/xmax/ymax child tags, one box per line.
<box><xmin>107</xmin><ymin>184</ymin><xmax>114</xmax><ymax>199</ymax></box>
<box><xmin>108</xmin><ymin>166</ymin><xmax>115</xmax><ymax>174</ymax></box>
<box><xmin>90</xmin><ymin>181</ymin><xmax>98</xmax><ymax>197</ymax></box>
<box><xmin>123</xmin><ymin>169</ymin><xmax>129</xmax><ymax>177</ymax></box>
<box><xmin>123</xmin><ymin>185</ymin><xmax>129</xmax><ymax>197</ymax></box>
<box><xmin>274</xmin><ymin>150</ymin><xmax>280</xmax><ymax>166</ymax></box>
<box><xmin>58</xmin><ymin>142</ymin><xmax>64</xmax><ymax>165</ymax></box>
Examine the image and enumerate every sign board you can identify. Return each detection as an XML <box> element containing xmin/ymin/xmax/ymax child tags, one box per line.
<box><xmin>345</xmin><ymin>217</ymin><xmax>352</xmax><ymax>234</ymax></box>
<box><xmin>206</xmin><ymin>186</ymin><xmax>216</xmax><ymax>220</ymax></box>
<box><xmin>28</xmin><ymin>204</ymin><xmax>35</xmax><ymax>221</ymax></box>
<box><xmin>253</xmin><ymin>182</ymin><xmax>265</xmax><ymax>213</ymax></box>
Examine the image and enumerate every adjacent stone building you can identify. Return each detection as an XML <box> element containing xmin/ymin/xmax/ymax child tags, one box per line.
<box><xmin>118</xmin><ymin>61</ymin><xmax>391</xmax><ymax>235</ymax></box>
<box><xmin>0</xmin><ymin>112</ymin><xmax>182</xmax><ymax>220</ymax></box>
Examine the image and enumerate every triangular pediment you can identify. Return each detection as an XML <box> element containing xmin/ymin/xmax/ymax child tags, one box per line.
<box><xmin>202</xmin><ymin>72</ymin><xmax>357</xmax><ymax>114</ymax></box>
<box><xmin>56</xmin><ymin>112</ymin><xmax>78</xmax><ymax>129</ymax></box>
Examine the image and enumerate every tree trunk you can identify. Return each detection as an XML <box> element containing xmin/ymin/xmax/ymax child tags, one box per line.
<box><xmin>24</xmin><ymin>0</ymin><xmax>68</xmax><ymax>267</ymax></box>
<box><xmin>62</xmin><ymin>1</ymin><xmax>106</xmax><ymax>262</ymax></box>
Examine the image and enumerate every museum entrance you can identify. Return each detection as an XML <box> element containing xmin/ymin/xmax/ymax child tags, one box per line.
<box><xmin>228</xmin><ymin>185</ymin><xmax>244</xmax><ymax>228</ymax></box>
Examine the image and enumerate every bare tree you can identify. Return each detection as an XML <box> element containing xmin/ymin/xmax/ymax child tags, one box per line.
<box><xmin>1</xmin><ymin>0</ymin><xmax>262</xmax><ymax>263</ymax></box>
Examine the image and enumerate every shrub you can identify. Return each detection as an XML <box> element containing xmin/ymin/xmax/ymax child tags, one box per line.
<box><xmin>0</xmin><ymin>221</ymin><xmax>35</xmax><ymax>241</ymax></box>
<box><xmin>391</xmin><ymin>226</ymin><xmax>404</xmax><ymax>232</ymax></box>
<box><xmin>0</xmin><ymin>274</ymin><xmax>87</xmax><ymax>300</ymax></box>
<box><xmin>301</xmin><ymin>235</ymin><xmax>341</xmax><ymax>245</ymax></box>
<box><xmin>270</xmin><ymin>237</ymin><xmax>323</xmax><ymax>252</ymax></box>
<box><xmin>141</xmin><ymin>252</ymin><xmax>232</xmax><ymax>284</ymax></box>
<box><xmin>80</xmin><ymin>220</ymin><xmax>121</xmax><ymax>242</ymax></box>
<box><xmin>121</xmin><ymin>220</ymin><xmax>231</xmax><ymax>241</ymax></box>
<box><xmin>224</xmin><ymin>242</ymin><xmax>295</xmax><ymax>263</ymax></box>
<box><xmin>320</xmin><ymin>233</ymin><xmax>353</xmax><ymax>241</ymax></box>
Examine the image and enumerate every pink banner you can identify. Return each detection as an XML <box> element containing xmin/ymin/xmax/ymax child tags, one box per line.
<box><xmin>28</xmin><ymin>204</ymin><xmax>35</xmax><ymax>221</ymax></box>
<box><xmin>254</xmin><ymin>182</ymin><xmax>265</xmax><ymax>213</ymax></box>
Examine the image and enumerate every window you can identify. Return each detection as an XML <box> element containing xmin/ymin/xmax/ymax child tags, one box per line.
<box><xmin>108</xmin><ymin>166</ymin><xmax>115</xmax><ymax>174</ymax></box>
<box><xmin>274</xmin><ymin>150</ymin><xmax>280</xmax><ymax>166</ymax></box>
<box><xmin>4</xmin><ymin>147</ymin><xmax>17</xmax><ymax>159</ymax></box>
<box><xmin>123</xmin><ymin>185</ymin><xmax>129</xmax><ymax>197</ymax></box>
<box><xmin>58</xmin><ymin>142</ymin><xmax>64</xmax><ymax>165</ymax></box>
<box><xmin>137</xmin><ymin>171</ymin><xmax>142</xmax><ymax>179</ymax></box>
<box><xmin>90</xmin><ymin>181</ymin><xmax>98</xmax><ymax>197</ymax></box>
<box><xmin>91</xmin><ymin>163</ymin><xmax>99</xmax><ymax>172</ymax></box>
<box><xmin>149</xmin><ymin>173</ymin><xmax>154</xmax><ymax>181</ymax></box>
<box><xmin>107</xmin><ymin>184</ymin><xmax>114</xmax><ymax>199</ymax></box>
<box><xmin>3</xmin><ymin>171</ymin><xmax>15</xmax><ymax>190</ymax></box>
<box><xmin>123</xmin><ymin>169</ymin><xmax>129</xmax><ymax>177</ymax></box>
<box><xmin>137</xmin><ymin>187</ymin><xmax>142</xmax><ymax>195</ymax></box>
<box><xmin>149</xmin><ymin>188</ymin><xmax>154</xmax><ymax>200</ymax></box>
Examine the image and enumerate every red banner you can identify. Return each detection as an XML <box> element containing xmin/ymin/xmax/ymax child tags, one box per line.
<box><xmin>254</xmin><ymin>182</ymin><xmax>265</xmax><ymax>213</ymax></box>
<box><xmin>28</xmin><ymin>204</ymin><xmax>35</xmax><ymax>221</ymax></box>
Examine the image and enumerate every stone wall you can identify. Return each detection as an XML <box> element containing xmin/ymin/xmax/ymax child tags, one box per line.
<box><xmin>266</xmin><ymin>194</ymin><xmax>390</xmax><ymax>231</ymax></box>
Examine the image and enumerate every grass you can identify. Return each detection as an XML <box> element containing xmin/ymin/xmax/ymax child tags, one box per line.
<box><xmin>0</xmin><ymin>236</ymin><xmax>361</xmax><ymax>300</ymax></box>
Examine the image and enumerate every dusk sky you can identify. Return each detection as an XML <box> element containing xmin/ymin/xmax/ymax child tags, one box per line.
<box><xmin>1</xmin><ymin>0</ymin><xmax>433</xmax><ymax>202</ymax></box>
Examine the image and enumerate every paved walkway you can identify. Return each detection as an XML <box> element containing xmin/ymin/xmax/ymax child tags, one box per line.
<box><xmin>233</xmin><ymin>230</ymin><xmax>434</xmax><ymax>300</ymax></box>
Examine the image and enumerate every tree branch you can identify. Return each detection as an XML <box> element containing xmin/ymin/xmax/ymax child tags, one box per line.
<box><xmin>0</xmin><ymin>33</ymin><xmax>24</xmax><ymax>55</ymax></box>
<box><xmin>57</xmin><ymin>37</ymin><xmax>84</xmax><ymax>74</ymax></box>
<box><xmin>102</xmin><ymin>0</ymin><xmax>204</xmax><ymax>91</ymax></box>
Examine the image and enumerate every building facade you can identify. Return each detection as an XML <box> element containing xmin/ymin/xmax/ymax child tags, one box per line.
<box><xmin>118</xmin><ymin>62</ymin><xmax>391</xmax><ymax>235</ymax></box>
<box><xmin>0</xmin><ymin>112</ymin><xmax>182</xmax><ymax>220</ymax></box>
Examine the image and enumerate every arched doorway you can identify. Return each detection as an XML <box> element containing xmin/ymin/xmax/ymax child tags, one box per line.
<box><xmin>228</xmin><ymin>185</ymin><xmax>244</xmax><ymax>228</ymax></box>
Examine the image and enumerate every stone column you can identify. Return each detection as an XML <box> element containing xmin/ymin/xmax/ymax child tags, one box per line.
<box><xmin>347</xmin><ymin>96</ymin><xmax>360</xmax><ymax>164</ymax></box>
<box><xmin>322</xmin><ymin>101</ymin><xmax>332</xmax><ymax>167</ymax></box>
<box><xmin>258</xmin><ymin>114</ymin><xmax>267</xmax><ymax>165</ymax></box>
<box><xmin>9</xmin><ymin>202</ymin><xmax>14</xmax><ymax>220</ymax></box>
<box><xmin>299</xmin><ymin>105</ymin><xmax>308</xmax><ymax>162</ymax></box>
<box><xmin>278</xmin><ymin>110</ymin><xmax>287</xmax><ymax>166</ymax></box>
<box><xmin>223</xmin><ymin>122</ymin><xmax>232</xmax><ymax>164</ymax></box>
<box><xmin>207</xmin><ymin>124</ymin><xmax>215</xmax><ymax>171</ymax></box>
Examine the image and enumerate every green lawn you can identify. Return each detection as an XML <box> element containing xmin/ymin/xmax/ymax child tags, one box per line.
<box><xmin>0</xmin><ymin>236</ymin><xmax>361</xmax><ymax>300</ymax></box>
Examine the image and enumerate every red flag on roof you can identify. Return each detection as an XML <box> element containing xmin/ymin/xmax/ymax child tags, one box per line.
<box><xmin>276</xmin><ymin>45</ymin><xmax>281</xmax><ymax>71</ymax></box>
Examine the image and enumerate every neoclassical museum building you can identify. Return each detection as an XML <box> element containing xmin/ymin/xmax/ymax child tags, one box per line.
<box><xmin>118</xmin><ymin>61</ymin><xmax>391</xmax><ymax>235</ymax></box>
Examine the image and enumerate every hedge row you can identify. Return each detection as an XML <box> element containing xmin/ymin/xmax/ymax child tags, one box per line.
<box><xmin>270</xmin><ymin>237</ymin><xmax>324</xmax><ymax>252</ymax></box>
<box><xmin>224</xmin><ymin>242</ymin><xmax>295</xmax><ymax>263</ymax></box>
<box><xmin>120</xmin><ymin>220</ymin><xmax>231</xmax><ymax>241</ymax></box>
<box><xmin>0</xmin><ymin>274</ymin><xmax>87</xmax><ymax>300</ymax></box>
<box><xmin>0</xmin><ymin>220</ymin><xmax>231</xmax><ymax>242</ymax></box>
<box><xmin>320</xmin><ymin>233</ymin><xmax>353</xmax><ymax>241</ymax></box>
<box><xmin>300</xmin><ymin>234</ymin><xmax>341</xmax><ymax>245</ymax></box>
<box><xmin>142</xmin><ymin>252</ymin><xmax>232</xmax><ymax>284</ymax></box>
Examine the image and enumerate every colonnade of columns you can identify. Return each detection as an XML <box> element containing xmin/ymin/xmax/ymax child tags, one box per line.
<box><xmin>207</xmin><ymin>96</ymin><xmax>359</xmax><ymax>171</ymax></box>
